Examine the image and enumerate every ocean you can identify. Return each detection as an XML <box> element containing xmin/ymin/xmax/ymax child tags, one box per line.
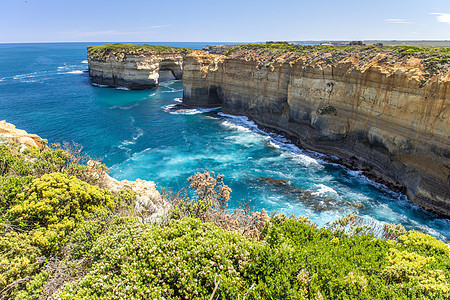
<box><xmin>0</xmin><ymin>42</ymin><xmax>448</xmax><ymax>241</ymax></box>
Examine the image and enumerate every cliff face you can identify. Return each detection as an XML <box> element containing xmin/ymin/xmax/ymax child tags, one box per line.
<box><xmin>87</xmin><ymin>46</ymin><xmax>186</xmax><ymax>89</ymax></box>
<box><xmin>182</xmin><ymin>50</ymin><xmax>450</xmax><ymax>217</ymax></box>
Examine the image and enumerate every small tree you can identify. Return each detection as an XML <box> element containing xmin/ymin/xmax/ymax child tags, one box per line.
<box><xmin>169</xmin><ymin>171</ymin><xmax>231</xmax><ymax>221</ymax></box>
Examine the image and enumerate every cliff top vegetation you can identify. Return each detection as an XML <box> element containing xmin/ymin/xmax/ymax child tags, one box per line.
<box><xmin>221</xmin><ymin>43</ymin><xmax>450</xmax><ymax>76</ymax></box>
<box><xmin>0</xmin><ymin>131</ymin><xmax>449</xmax><ymax>299</ymax></box>
<box><xmin>87</xmin><ymin>43</ymin><xmax>193</xmax><ymax>61</ymax></box>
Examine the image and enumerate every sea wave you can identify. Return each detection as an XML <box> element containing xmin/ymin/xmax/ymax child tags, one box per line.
<box><xmin>118</xmin><ymin>128</ymin><xmax>144</xmax><ymax>152</ymax></box>
<box><xmin>10</xmin><ymin>71</ymin><xmax>51</xmax><ymax>83</ymax></box>
<box><xmin>163</xmin><ymin>104</ymin><xmax>220</xmax><ymax>115</ymax></box>
<box><xmin>81</xmin><ymin>60</ymin><xmax>88</xmax><ymax>64</ymax></box>
<box><xmin>109</xmin><ymin>103</ymin><xmax>140</xmax><ymax>110</ymax></box>
<box><xmin>92</xmin><ymin>83</ymin><xmax>109</xmax><ymax>88</ymax></box>
<box><xmin>162</xmin><ymin>89</ymin><xmax>183</xmax><ymax>93</ymax></box>
<box><xmin>311</xmin><ymin>184</ymin><xmax>339</xmax><ymax>197</ymax></box>
<box><xmin>218</xmin><ymin>113</ymin><xmax>323</xmax><ymax>168</ymax></box>
<box><xmin>66</xmin><ymin>70</ymin><xmax>84</xmax><ymax>74</ymax></box>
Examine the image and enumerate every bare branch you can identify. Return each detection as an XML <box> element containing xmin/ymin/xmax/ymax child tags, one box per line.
<box><xmin>0</xmin><ymin>276</ymin><xmax>31</xmax><ymax>299</ymax></box>
<box><xmin>242</xmin><ymin>283</ymin><xmax>256</xmax><ymax>300</ymax></box>
<box><xmin>209</xmin><ymin>274</ymin><xmax>221</xmax><ymax>300</ymax></box>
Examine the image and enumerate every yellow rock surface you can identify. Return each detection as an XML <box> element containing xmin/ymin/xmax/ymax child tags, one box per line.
<box><xmin>0</xmin><ymin>120</ymin><xmax>46</xmax><ymax>149</ymax></box>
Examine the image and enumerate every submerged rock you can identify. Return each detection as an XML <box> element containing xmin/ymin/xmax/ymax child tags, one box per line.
<box><xmin>258</xmin><ymin>176</ymin><xmax>291</xmax><ymax>186</ymax></box>
<box><xmin>259</xmin><ymin>175</ymin><xmax>365</xmax><ymax>212</ymax></box>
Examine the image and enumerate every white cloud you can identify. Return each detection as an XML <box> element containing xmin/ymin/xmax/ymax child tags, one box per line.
<box><xmin>430</xmin><ymin>13</ymin><xmax>450</xmax><ymax>24</ymax></box>
<box><xmin>385</xmin><ymin>18</ymin><xmax>414</xmax><ymax>24</ymax></box>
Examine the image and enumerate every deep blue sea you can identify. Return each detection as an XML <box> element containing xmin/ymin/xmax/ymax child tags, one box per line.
<box><xmin>0</xmin><ymin>42</ymin><xmax>448</xmax><ymax>241</ymax></box>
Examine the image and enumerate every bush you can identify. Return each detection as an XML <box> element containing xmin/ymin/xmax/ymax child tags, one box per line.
<box><xmin>0</xmin><ymin>231</ymin><xmax>41</xmax><ymax>297</ymax></box>
<box><xmin>57</xmin><ymin>217</ymin><xmax>258</xmax><ymax>299</ymax></box>
<box><xmin>7</xmin><ymin>173</ymin><xmax>115</xmax><ymax>230</ymax></box>
<box><xmin>399</xmin><ymin>230</ymin><xmax>449</xmax><ymax>256</ymax></box>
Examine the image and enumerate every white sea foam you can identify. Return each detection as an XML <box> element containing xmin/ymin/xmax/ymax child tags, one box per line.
<box><xmin>116</xmin><ymin>86</ymin><xmax>130</xmax><ymax>91</ymax></box>
<box><xmin>221</xmin><ymin>120</ymin><xmax>252</xmax><ymax>132</ymax></box>
<box><xmin>67</xmin><ymin>70</ymin><xmax>84</xmax><ymax>74</ymax></box>
<box><xmin>13</xmin><ymin>72</ymin><xmax>38</xmax><ymax>80</ymax></box>
<box><xmin>118</xmin><ymin>128</ymin><xmax>144</xmax><ymax>152</ymax></box>
<box><xmin>163</xmin><ymin>104</ymin><xmax>220</xmax><ymax>115</ymax></box>
<box><xmin>174</xmin><ymin>98</ymin><xmax>183</xmax><ymax>102</ymax></box>
<box><xmin>224</xmin><ymin>134</ymin><xmax>263</xmax><ymax>147</ymax></box>
<box><xmin>81</xmin><ymin>60</ymin><xmax>88</xmax><ymax>64</ymax></box>
<box><xmin>218</xmin><ymin>112</ymin><xmax>323</xmax><ymax>168</ymax></box>
<box><xmin>92</xmin><ymin>83</ymin><xmax>109</xmax><ymax>88</ymax></box>
<box><xmin>311</xmin><ymin>184</ymin><xmax>339</xmax><ymax>197</ymax></box>
<box><xmin>109</xmin><ymin>103</ymin><xmax>139</xmax><ymax>110</ymax></box>
<box><xmin>162</xmin><ymin>89</ymin><xmax>183</xmax><ymax>93</ymax></box>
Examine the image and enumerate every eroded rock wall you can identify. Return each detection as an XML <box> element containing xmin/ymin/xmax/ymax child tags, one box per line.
<box><xmin>88</xmin><ymin>53</ymin><xmax>185</xmax><ymax>89</ymax></box>
<box><xmin>182</xmin><ymin>51</ymin><xmax>450</xmax><ymax>217</ymax></box>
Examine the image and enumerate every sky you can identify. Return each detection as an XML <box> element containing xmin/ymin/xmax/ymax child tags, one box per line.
<box><xmin>1</xmin><ymin>0</ymin><xmax>449</xmax><ymax>43</ymax></box>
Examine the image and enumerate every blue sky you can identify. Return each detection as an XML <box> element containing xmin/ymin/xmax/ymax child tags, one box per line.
<box><xmin>1</xmin><ymin>0</ymin><xmax>449</xmax><ymax>43</ymax></box>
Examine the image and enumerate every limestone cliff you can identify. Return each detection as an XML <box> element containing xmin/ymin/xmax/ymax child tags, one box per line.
<box><xmin>0</xmin><ymin>120</ymin><xmax>46</xmax><ymax>149</ymax></box>
<box><xmin>87</xmin><ymin>44</ymin><xmax>190</xmax><ymax>89</ymax></box>
<box><xmin>182</xmin><ymin>46</ymin><xmax>450</xmax><ymax>217</ymax></box>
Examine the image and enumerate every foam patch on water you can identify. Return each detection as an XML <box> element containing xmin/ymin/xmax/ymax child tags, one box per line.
<box><xmin>81</xmin><ymin>60</ymin><xmax>88</xmax><ymax>64</ymax></box>
<box><xmin>10</xmin><ymin>71</ymin><xmax>52</xmax><ymax>83</ymax></box>
<box><xmin>221</xmin><ymin>120</ymin><xmax>253</xmax><ymax>132</ymax></box>
<box><xmin>311</xmin><ymin>184</ymin><xmax>339</xmax><ymax>197</ymax></box>
<box><xmin>92</xmin><ymin>83</ymin><xmax>109</xmax><ymax>88</ymax></box>
<box><xmin>163</xmin><ymin>104</ymin><xmax>220</xmax><ymax>115</ymax></box>
<box><xmin>218</xmin><ymin>113</ymin><xmax>323</xmax><ymax>169</ymax></box>
<box><xmin>116</xmin><ymin>86</ymin><xmax>130</xmax><ymax>91</ymax></box>
<box><xmin>109</xmin><ymin>103</ymin><xmax>140</xmax><ymax>110</ymax></box>
<box><xmin>57</xmin><ymin>64</ymin><xmax>87</xmax><ymax>74</ymax></box>
<box><xmin>118</xmin><ymin>128</ymin><xmax>144</xmax><ymax>153</ymax></box>
<box><xmin>66</xmin><ymin>70</ymin><xmax>84</xmax><ymax>74</ymax></box>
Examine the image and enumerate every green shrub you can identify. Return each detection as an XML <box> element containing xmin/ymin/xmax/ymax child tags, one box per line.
<box><xmin>0</xmin><ymin>145</ymin><xmax>32</xmax><ymax>176</ymax></box>
<box><xmin>15</xmin><ymin>270</ymin><xmax>49</xmax><ymax>300</ymax></box>
<box><xmin>57</xmin><ymin>217</ymin><xmax>257</xmax><ymax>299</ymax></box>
<box><xmin>0</xmin><ymin>176</ymin><xmax>33</xmax><ymax>211</ymax></box>
<box><xmin>399</xmin><ymin>230</ymin><xmax>449</xmax><ymax>256</ymax></box>
<box><xmin>382</xmin><ymin>248</ymin><xmax>449</xmax><ymax>298</ymax></box>
<box><xmin>32</xmin><ymin>148</ymin><xmax>70</xmax><ymax>176</ymax></box>
<box><xmin>0</xmin><ymin>231</ymin><xmax>41</xmax><ymax>297</ymax></box>
<box><xmin>7</xmin><ymin>173</ymin><xmax>115</xmax><ymax>230</ymax></box>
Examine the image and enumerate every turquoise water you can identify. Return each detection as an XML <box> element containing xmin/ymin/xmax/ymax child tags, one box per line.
<box><xmin>0</xmin><ymin>42</ymin><xmax>448</xmax><ymax>241</ymax></box>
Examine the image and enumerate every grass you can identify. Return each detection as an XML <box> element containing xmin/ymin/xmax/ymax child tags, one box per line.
<box><xmin>88</xmin><ymin>43</ymin><xmax>192</xmax><ymax>53</ymax></box>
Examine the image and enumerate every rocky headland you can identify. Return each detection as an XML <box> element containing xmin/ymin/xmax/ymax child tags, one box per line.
<box><xmin>87</xmin><ymin>43</ymin><xmax>192</xmax><ymax>89</ymax></box>
<box><xmin>87</xmin><ymin>43</ymin><xmax>450</xmax><ymax>218</ymax></box>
